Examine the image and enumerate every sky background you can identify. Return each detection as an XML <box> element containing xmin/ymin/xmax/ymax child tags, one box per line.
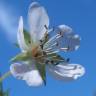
<box><xmin>0</xmin><ymin>0</ymin><xmax>96</xmax><ymax>96</ymax></box>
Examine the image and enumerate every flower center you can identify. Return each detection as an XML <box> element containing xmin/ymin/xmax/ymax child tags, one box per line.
<box><xmin>32</xmin><ymin>46</ymin><xmax>42</xmax><ymax>58</ymax></box>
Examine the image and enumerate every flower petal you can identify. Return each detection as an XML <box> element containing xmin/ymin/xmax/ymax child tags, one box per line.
<box><xmin>10</xmin><ymin>62</ymin><xmax>32</xmax><ymax>79</ymax></box>
<box><xmin>44</xmin><ymin>25</ymin><xmax>80</xmax><ymax>52</ymax></box>
<box><xmin>10</xmin><ymin>62</ymin><xmax>43</xmax><ymax>86</ymax></box>
<box><xmin>56</xmin><ymin>25</ymin><xmax>80</xmax><ymax>51</ymax></box>
<box><xmin>23</xmin><ymin>70</ymin><xmax>43</xmax><ymax>86</ymax></box>
<box><xmin>57</xmin><ymin>25</ymin><xmax>73</xmax><ymax>33</ymax></box>
<box><xmin>17</xmin><ymin>16</ymin><xmax>29</xmax><ymax>52</ymax></box>
<box><xmin>48</xmin><ymin>63</ymin><xmax>85</xmax><ymax>81</ymax></box>
<box><xmin>28</xmin><ymin>2</ymin><xmax>49</xmax><ymax>42</ymax></box>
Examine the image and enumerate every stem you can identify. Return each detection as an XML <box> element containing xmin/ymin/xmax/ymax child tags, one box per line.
<box><xmin>0</xmin><ymin>71</ymin><xmax>11</xmax><ymax>82</ymax></box>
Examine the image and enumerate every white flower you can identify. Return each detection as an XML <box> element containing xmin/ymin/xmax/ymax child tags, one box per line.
<box><xmin>10</xmin><ymin>2</ymin><xmax>49</xmax><ymax>86</ymax></box>
<box><xmin>10</xmin><ymin>2</ymin><xmax>85</xmax><ymax>87</ymax></box>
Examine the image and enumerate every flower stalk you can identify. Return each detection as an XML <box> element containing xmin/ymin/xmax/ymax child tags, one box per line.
<box><xmin>0</xmin><ymin>71</ymin><xmax>11</xmax><ymax>82</ymax></box>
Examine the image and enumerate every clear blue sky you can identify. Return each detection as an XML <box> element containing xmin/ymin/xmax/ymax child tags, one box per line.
<box><xmin>0</xmin><ymin>0</ymin><xmax>96</xmax><ymax>96</ymax></box>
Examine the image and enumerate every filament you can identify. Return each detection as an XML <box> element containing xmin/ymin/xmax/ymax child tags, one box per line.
<box><xmin>44</xmin><ymin>34</ymin><xmax>59</xmax><ymax>47</ymax></box>
<box><xmin>44</xmin><ymin>42</ymin><xmax>57</xmax><ymax>51</ymax></box>
<box><xmin>46</xmin><ymin>50</ymin><xmax>59</xmax><ymax>55</ymax></box>
<box><xmin>47</xmin><ymin>28</ymin><xmax>54</xmax><ymax>34</ymax></box>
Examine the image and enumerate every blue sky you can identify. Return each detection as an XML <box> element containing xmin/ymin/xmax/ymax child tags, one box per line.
<box><xmin>0</xmin><ymin>0</ymin><xmax>96</xmax><ymax>96</ymax></box>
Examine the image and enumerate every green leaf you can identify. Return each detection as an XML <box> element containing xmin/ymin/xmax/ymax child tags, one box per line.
<box><xmin>36</xmin><ymin>63</ymin><xmax>46</xmax><ymax>86</ymax></box>
<box><xmin>10</xmin><ymin>52</ymin><xmax>30</xmax><ymax>62</ymax></box>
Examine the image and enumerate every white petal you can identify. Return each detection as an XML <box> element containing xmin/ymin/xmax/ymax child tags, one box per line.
<box><xmin>55</xmin><ymin>25</ymin><xmax>80</xmax><ymax>51</ymax></box>
<box><xmin>58</xmin><ymin>25</ymin><xmax>73</xmax><ymax>33</ymax></box>
<box><xmin>43</xmin><ymin>30</ymin><xmax>80</xmax><ymax>52</ymax></box>
<box><xmin>48</xmin><ymin>63</ymin><xmax>85</xmax><ymax>81</ymax></box>
<box><xmin>23</xmin><ymin>70</ymin><xmax>43</xmax><ymax>86</ymax></box>
<box><xmin>28</xmin><ymin>2</ymin><xmax>49</xmax><ymax>42</ymax></box>
<box><xmin>10</xmin><ymin>62</ymin><xmax>43</xmax><ymax>86</ymax></box>
<box><xmin>10</xmin><ymin>62</ymin><xmax>32</xmax><ymax>79</ymax></box>
<box><xmin>17</xmin><ymin>16</ymin><xmax>28</xmax><ymax>52</ymax></box>
<box><xmin>43</xmin><ymin>24</ymin><xmax>74</xmax><ymax>51</ymax></box>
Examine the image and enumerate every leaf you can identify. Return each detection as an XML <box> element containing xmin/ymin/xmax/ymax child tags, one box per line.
<box><xmin>36</xmin><ymin>63</ymin><xmax>46</xmax><ymax>86</ymax></box>
<box><xmin>10</xmin><ymin>52</ymin><xmax>30</xmax><ymax>62</ymax></box>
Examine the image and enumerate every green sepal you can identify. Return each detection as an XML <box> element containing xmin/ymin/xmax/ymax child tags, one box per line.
<box><xmin>23</xmin><ymin>29</ymin><xmax>32</xmax><ymax>46</ymax></box>
<box><xmin>36</xmin><ymin>63</ymin><xmax>46</xmax><ymax>86</ymax></box>
<box><xmin>14</xmin><ymin>29</ymin><xmax>31</xmax><ymax>48</ymax></box>
<box><xmin>10</xmin><ymin>52</ymin><xmax>30</xmax><ymax>62</ymax></box>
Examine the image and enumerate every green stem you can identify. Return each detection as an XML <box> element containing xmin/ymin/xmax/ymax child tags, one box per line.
<box><xmin>0</xmin><ymin>71</ymin><xmax>11</xmax><ymax>82</ymax></box>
